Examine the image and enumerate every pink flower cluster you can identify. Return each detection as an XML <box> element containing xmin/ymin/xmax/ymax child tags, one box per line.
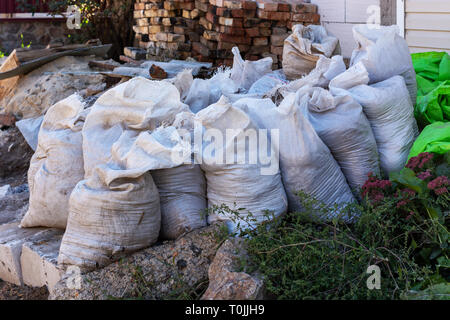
<box><xmin>406</xmin><ymin>152</ymin><xmax>434</xmax><ymax>171</ymax></box>
<box><xmin>417</xmin><ymin>169</ymin><xmax>433</xmax><ymax>180</ymax></box>
<box><xmin>427</xmin><ymin>176</ymin><xmax>449</xmax><ymax>195</ymax></box>
<box><xmin>361</xmin><ymin>172</ymin><xmax>392</xmax><ymax>204</ymax></box>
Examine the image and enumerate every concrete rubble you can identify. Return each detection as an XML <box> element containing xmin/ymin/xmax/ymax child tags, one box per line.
<box><xmin>49</xmin><ymin>223</ymin><xmax>223</xmax><ymax>300</ymax></box>
<box><xmin>202</xmin><ymin>239</ymin><xmax>264</xmax><ymax>300</ymax></box>
<box><xmin>20</xmin><ymin>229</ymin><xmax>64</xmax><ymax>294</ymax></box>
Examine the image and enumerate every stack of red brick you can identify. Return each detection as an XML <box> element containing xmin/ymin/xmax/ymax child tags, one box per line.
<box><xmin>133</xmin><ymin>0</ymin><xmax>319</xmax><ymax>68</ymax></box>
<box><xmin>133</xmin><ymin>0</ymin><xmax>201</xmax><ymax>60</ymax></box>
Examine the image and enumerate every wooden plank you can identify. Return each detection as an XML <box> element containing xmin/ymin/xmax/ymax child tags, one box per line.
<box><xmin>406</xmin><ymin>12</ymin><xmax>450</xmax><ymax>31</ymax></box>
<box><xmin>381</xmin><ymin>0</ymin><xmax>396</xmax><ymax>25</ymax></box>
<box><xmin>406</xmin><ymin>0</ymin><xmax>450</xmax><ymax>13</ymax></box>
<box><xmin>0</xmin><ymin>50</ymin><xmax>20</xmax><ymax>100</ymax></box>
<box><xmin>406</xmin><ymin>30</ymin><xmax>450</xmax><ymax>50</ymax></box>
<box><xmin>0</xmin><ymin>44</ymin><xmax>112</xmax><ymax>81</ymax></box>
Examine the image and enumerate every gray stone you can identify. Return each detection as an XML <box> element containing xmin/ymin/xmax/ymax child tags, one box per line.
<box><xmin>0</xmin><ymin>223</ymin><xmax>46</xmax><ymax>285</ymax></box>
<box><xmin>0</xmin><ymin>187</ymin><xmax>29</xmax><ymax>225</ymax></box>
<box><xmin>201</xmin><ymin>239</ymin><xmax>264</xmax><ymax>300</ymax></box>
<box><xmin>49</xmin><ymin>223</ymin><xmax>225</xmax><ymax>300</ymax></box>
<box><xmin>20</xmin><ymin>229</ymin><xmax>64</xmax><ymax>294</ymax></box>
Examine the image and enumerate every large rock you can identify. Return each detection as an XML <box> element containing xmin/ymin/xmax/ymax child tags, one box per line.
<box><xmin>49</xmin><ymin>223</ymin><xmax>224</xmax><ymax>300</ymax></box>
<box><xmin>202</xmin><ymin>239</ymin><xmax>264</xmax><ymax>300</ymax></box>
<box><xmin>0</xmin><ymin>223</ymin><xmax>46</xmax><ymax>285</ymax></box>
<box><xmin>20</xmin><ymin>229</ymin><xmax>64</xmax><ymax>294</ymax></box>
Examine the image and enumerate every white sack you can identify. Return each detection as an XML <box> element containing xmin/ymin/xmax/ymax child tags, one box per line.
<box><xmin>58</xmin><ymin>77</ymin><xmax>189</xmax><ymax>270</ymax></box>
<box><xmin>152</xmin><ymin>164</ymin><xmax>207</xmax><ymax>240</ymax></box>
<box><xmin>331</xmin><ymin>67</ymin><xmax>419</xmax><ymax>175</ymax></box>
<box><xmin>350</xmin><ymin>24</ymin><xmax>417</xmax><ymax>104</ymax></box>
<box><xmin>184</xmin><ymin>68</ymin><xmax>238</xmax><ymax>113</ymax></box>
<box><xmin>195</xmin><ymin>96</ymin><xmax>287</xmax><ymax>233</ymax></box>
<box><xmin>230</xmin><ymin>47</ymin><xmax>273</xmax><ymax>91</ymax></box>
<box><xmin>233</xmin><ymin>95</ymin><xmax>355</xmax><ymax>215</ymax></box>
<box><xmin>282</xmin><ymin>24</ymin><xmax>339</xmax><ymax>80</ymax></box>
<box><xmin>20</xmin><ymin>94</ymin><xmax>87</xmax><ymax>229</ymax></box>
<box><xmin>164</xmin><ymin>69</ymin><xmax>194</xmax><ymax>101</ymax></box>
<box><xmin>248</xmin><ymin>69</ymin><xmax>288</xmax><ymax>96</ymax></box>
<box><xmin>269</xmin><ymin>55</ymin><xmax>346</xmax><ymax>101</ymax></box>
<box><xmin>301</xmin><ymin>86</ymin><xmax>380</xmax><ymax>194</ymax></box>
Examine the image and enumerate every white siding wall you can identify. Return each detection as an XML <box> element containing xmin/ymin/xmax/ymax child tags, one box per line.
<box><xmin>311</xmin><ymin>0</ymin><xmax>381</xmax><ymax>58</ymax></box>
<box><xmin>405</xmin><ymin>0</ymin><xmax>450</xmax><ymax>54</ymax></box>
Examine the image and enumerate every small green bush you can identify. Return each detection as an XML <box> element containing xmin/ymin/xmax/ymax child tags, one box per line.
<box><xmin>212</xmin><ymin>152</ymin><xmax>449</xmax><ymax>300</ymax></box>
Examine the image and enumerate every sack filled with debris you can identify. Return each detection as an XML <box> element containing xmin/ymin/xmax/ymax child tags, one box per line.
<box><xmin>350</xmin><ymin>24</ymin><xmax>417</xmax><ymax>105</ymax></box>
<box><xmin>230</xmin><ymin>47</ymin><xmax>273</xmax><ymax>91</ymax></box>
<box><xmin>184</xmin><ymin>68</ymin><xmax>238</xmax><ymax>113</ymax></box>
<box><xmin>233</xmin><ymin>95</ymin><xmax>355</xmax><ymax>215</ymax></box>
<box><xmin>20</xmin><ymin>94</ymin><xmax>87</xmax><ymax>229</ymax></box>
<box><xmin>269</xmin><ymin>55</ymin><xmax>346</xmax><ymax>101</ymax></box>
<box><xmin>282</xmin><ymin>24</ymin><xmax>339</xmax><ymax>80</ymax></box>
<box><xmin>300</xmin><ymin>86</ymin><xmax>380</xmax><ymax>195</ymax></box>
<box><xmin>330</xmin><ymin>64</ymin><xmax>419</xmax><ymax>175</ymax></box>
<box><xmin>195</xmin><ymin>96</ymin><xmax>287</xmax><ymax>233</ymax></box>
<box><xmin>248</xmin><ymin>69</ymin><xmax>288</xmax><ymax>96</ymax></box>
<box><xmin>58</xmin><ymin>77</ymin><xmax>189</xmax><ymax>270</ymax></box>
<box><xmin>152</xmin><ymin>164</ymin><xmax>207</xmax><ymax>240</ymax></box>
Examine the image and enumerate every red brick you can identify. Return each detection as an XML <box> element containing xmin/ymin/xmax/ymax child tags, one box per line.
<box><xmin>245</xmin><ymin>27</ymin><xmax>260</xmax><ymax>37</ymax></box>
<box><xmin>242</xmin><ymin>0</ymin><xmax>257</xmax><ymax>10</ymax></box>
<box><xmin>270</xmin><ymin>45</ymin><xmax>283</xmax><ymax>56</ymax></box>
<box><xmin>259</xmin><ymin>27</ymin><xmax>271</xmax><ymax>36</ymax></box>
<box><xmin>253</xmin><ymin>37</ymin><xmax>268</xmax><ymax>46</ymax></box>
<box><xmin>256</xmin><ymin>0</ymin><xmax>278</xmax><ymax>11</ymax></box>
<box><xmin>292</xmin><ymin>13</ymin><xmax>320</xmax><ymax>24</ymax></box>
<box><xmin>206</xmin><ymin>12</ymin><xmax>219</xmax><ymax>24</ymax></box>
<box><xmin>192</xmin><ymin>41</ymin><xmax>211</xmax><ymax>56</ymax></box>
<box><xmin>134</xmin><ymin>3</ymin><xmax>145</xmax><ymax>10</ymax></box>
<box><xmin>219</xmin><ymin>25</ymin><xmax>245</xmax><ymax>35</ymax></box>
<box><xmin>218</xmin><ymin>33</ymin><xmax>252</xmax><ymax>44</ymax></box>
<box><xmin>292</xmin><ymin>3</ymin><xmax>318</xmax><ymax>14</ymax></box>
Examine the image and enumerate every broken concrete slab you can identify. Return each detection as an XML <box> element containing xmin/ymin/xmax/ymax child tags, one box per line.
<box><xmin>20</xmin><ymin>229</ymin><xmax>64</xmax><ymax>294</ymax></box>
<box><xmin>49</xmin><ymin>223</ymin><xmax>225</xmax><ymax>300</ymax></box>
<box><xmin>0</xmin><ymin>223</ymin><xmax>46</xmax><ymax>285</ymax></box>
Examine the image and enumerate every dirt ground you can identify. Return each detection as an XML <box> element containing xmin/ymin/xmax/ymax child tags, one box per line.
<box><xmin>0</xmin><ymin>280</ymin><xmax>48</xmax><ymax>300</ymax></box>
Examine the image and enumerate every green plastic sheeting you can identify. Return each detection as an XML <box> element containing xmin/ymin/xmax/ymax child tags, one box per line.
<box><xmin>408</xmin><ymin>122</ymin><xmax>450</xmax><ymax>159</ymax></box>
<box><xmin>412</xmin><ymin>52</ymin><xmax>450</xmax><ymax>127</ymax></box>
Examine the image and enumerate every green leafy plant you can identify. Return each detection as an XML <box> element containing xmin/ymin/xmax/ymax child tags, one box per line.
<box><xmin>209</xmin><ymin>152</ymin><xmax>449</xmax><ymax>300</ymax></box>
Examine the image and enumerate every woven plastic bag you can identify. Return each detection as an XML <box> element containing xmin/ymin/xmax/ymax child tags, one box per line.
<box><xmin>233</xmin><ymin>94</ymin><xmax>355</xmax><ymax>215</ymax></box>
<box><xmin>282</xmin><ymin>24</ymin><xmax>339</xmax><ymax>80</ymax></box>
<box><xmin>195</xmin><ymin>96</ymin><xmax>287</xmax><ymax>233</ymax></box>
<box><xmin>58</xmin><ymin>77</ymin><xmax>189</xmax><ymax>270</ymax></box>
<box><xmin>184</xmin><ymin>68</ymin><xmax>238</xmax><ymax>113</ymax></box>
<box><xmin>350</xmin><ymin>24</ymin><xmax>417</xmax><ymax>105</ymax></box>
<box><xmin>331</xmin><ymin>64</ymin><xmax>419</xmax><ymax>175</ymax></box>
<box><xmin>301</xmin><ymin>86</ymin><xmax>380</xmax><ymax>195</ymax></box>
<box><xmin>230</xmin><ymin>47</ymin><xmax>273</xmax><ymax>91</ymax></box>
<box><xmin>20</xmin><ymin>94</ymin><xmax>87</xmax><ymax>229</ymax></box>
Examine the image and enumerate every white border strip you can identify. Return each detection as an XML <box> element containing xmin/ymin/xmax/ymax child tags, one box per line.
<box><xmin>396</xmin><ymin>0</ymin><xmax>405</xmax><ymax>38</ymax></box>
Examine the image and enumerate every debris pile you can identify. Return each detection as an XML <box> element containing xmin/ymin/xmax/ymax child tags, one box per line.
<box><xmin>0</xmin><ymin>24</ymin><xmax>421</xmax><ymax>300</ymax></box>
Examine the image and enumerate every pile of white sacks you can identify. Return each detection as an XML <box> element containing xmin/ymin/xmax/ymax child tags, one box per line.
<box><xmin>20</xmin><ymin>24</ymin><xmax>418</xmax><ymax>271</ymax></box>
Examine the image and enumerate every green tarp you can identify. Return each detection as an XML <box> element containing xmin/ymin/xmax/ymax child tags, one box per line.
<box><xmin>408</xmin><ymin>122</ymin><xmax>450</xmax><ymax>159</ymax></box>
<box><xmin>412</xmin><ymin>52</ymin><xmax>450</xmax><ymax>127</ymax></box>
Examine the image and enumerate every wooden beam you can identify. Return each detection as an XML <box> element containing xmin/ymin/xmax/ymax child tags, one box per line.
<box><xmin>381</xmin><ymin>0</ymin><xmax>397</xmax><ymax>26</ymax></box>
